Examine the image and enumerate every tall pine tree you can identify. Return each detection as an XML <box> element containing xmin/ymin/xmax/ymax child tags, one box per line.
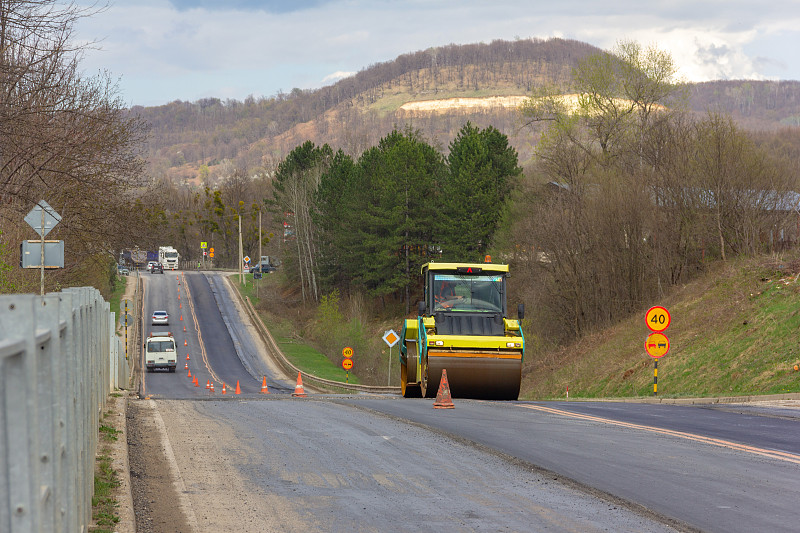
<box><xmin>441</xmin><ymin>122</ymin><xmax>521</xmax><ymax>261</ymax></box>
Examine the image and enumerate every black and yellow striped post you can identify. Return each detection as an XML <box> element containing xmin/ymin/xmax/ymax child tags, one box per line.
<box><xmin>653</xmin><ymin>359</ymin><xmax>658</xmax><ymax>395</ymax></box>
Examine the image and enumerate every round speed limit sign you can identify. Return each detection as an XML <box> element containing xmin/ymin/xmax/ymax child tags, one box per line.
<box><xmin>342</xmin><ymin>346</ymin><xmax>353</xmax><ymax>359</ymax></box>
<box><xmin>645</xmin><ymin>306</ymin><xmax>671</xmax><ymax>332</ymax></box>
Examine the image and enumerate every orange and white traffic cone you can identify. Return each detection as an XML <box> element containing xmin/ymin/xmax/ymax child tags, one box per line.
<box><xmin>433</xmin><ymin>369</ymin><xmax>455</xmax><ymax>409</ymax></box>
<box><xmin>186</xmin><ymin>353</ymin><xmax>190</xmax><ymax>360</ymax></box>
<box><xmin>260</xmin><ymin>376</ymin><xmax>269</xmax><ymax>394</ymax></box>
<box><xmin>292</xmin><ymin>372</ymin><xmax>307</xmax><ymax>397</ymax></box>
<box><xmin>235</xmin><ymin>380</ymin><xmax>241</xmax><ymax>395</ymax></box>
<box><xmin>184</xmin><ymin>362</ymin><xmax>188</xmax><ymax>370</ymax></box>
<box><xmin>209</xmin><ymin>381</ymin><xmax>215</xmax><ymax>393</ymax></box>
<box><xmin>193</xmin><ymin>376</ymin><xmax>199</xmax><ymax>387</ymax></box>
<box><xmin>188</xmin><ymin>368</ymin><xmax>192</xmax><ymax>378</ymax></box>
<box><xmin>206</xmin><ymin>379</ymin><xmax>211</xmax><ymax>389</ymax></box>
<box><xmin>221</xmin><ymin>383</ymin><xmax>227</xmax><ymax>395</ymax></box>
<box><xmin>184</xmin><ymin>339</ymin><xmax>188</xmax><ymax>347</ymax></box>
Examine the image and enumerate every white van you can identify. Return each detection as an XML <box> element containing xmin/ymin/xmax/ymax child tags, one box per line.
<box><xmin>145</xmin><ymin>332</ymin><xmax>177</xmax><ymax>372</ymax></box>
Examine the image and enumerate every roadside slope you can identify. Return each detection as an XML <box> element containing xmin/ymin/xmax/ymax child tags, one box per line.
<box><xmin>521</xmin><ymin>252</ymin><xmax>800</xmax><ymax>400</ymax></box>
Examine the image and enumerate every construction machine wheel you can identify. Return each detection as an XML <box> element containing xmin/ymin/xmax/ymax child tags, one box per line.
<box><xmin>401</xmin><ymin>363</ymin><xmax>421</xmax><ymax>398</ymax></box>
<box><xmin>420</xmin><ymin>354</ymin><xmax>436</xmax><ymax>398</ymax></box>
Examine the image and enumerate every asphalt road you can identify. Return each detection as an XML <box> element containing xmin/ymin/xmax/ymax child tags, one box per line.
<box><xmin>343</xmin><ymin>398</ymin><xmax>800</xmax><ymax>532</ymax></box>
<box><xmin>132</xmin><ymin>271</ymin><xmax>800</xmax><ymax>532</ymax></box>
<box><xmin>148</xmin><ymin>398</ymin><xmax>681</xmax><ymax>533</ymax></box>
<box><xmin>140</xmin><ymin>270</ymin><xmax>294</xmax><ymax>398</ymax></box>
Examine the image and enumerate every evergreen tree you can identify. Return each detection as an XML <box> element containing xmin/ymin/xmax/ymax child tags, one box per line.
<box><xmin>442</xmin><ymin>122</ymin><xmax>521</xmax><ymax>261</ymax></box>
<box><xmin>314</xmin><ymin>149</ymin><xmax>362</xmax><ymax>291</ymax></box>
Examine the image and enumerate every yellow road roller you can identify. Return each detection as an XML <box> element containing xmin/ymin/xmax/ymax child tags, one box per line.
<box><xmin>399</xmin><ymin>261</ymin><xmax>524</xmax><ymax>400</ymax></box>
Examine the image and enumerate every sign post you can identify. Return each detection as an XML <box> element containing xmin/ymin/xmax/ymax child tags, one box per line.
<box><xmin>382</xmin><ymin>329</ymin><xmax>399</xmax><ymax>385</ymax></box>
<box><xmin>342</xmin><ymin>346</ymin><xmax>353</xmax><ymax>383</ymax></box>
<box><xmin>24</xmin><ymin>200</ymin><xmax>62</xmax><ymax>295</ymax></box>
<box><xmin>645</xmin><ymin>306</ymin><xmax>671</xmax><ymax>395</ymax></box>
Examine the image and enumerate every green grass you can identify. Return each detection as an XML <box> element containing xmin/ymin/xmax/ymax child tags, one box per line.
<box><xmin>520</xmin><ymin>253</ymin><xmax>800</xmax><ymax>400</ymax></box>
<box><xmin>91</xmin><ymin>453</ymin><xmax>119</xmax><ymax>532</ymax></box>
<box><xmin>99</xmin><ymin>424</ymin><xmax>120</xmax><ymax>442</ymax></box>
<box><xmin>91</xmin><ymin>409</ymin><xmax>121</xmax><ymax>532</ymax></box>
<box><xmin>233</xmin><ymin>274</ymin><xmax>361</xmax><ymax>384</ymax></box>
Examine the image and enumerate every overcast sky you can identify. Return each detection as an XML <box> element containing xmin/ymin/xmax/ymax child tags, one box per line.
<box><xmin>72</xmin><ymin>0</ymin><xmax>800</xmax><ymax>107</ymax></box>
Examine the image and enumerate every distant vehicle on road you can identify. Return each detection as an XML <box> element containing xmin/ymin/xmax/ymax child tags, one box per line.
<box><xmin>151</xmin><ymin>310</ymin><xmax>169</xmax><ymax>325</ymax></box>
<box><xmin>151</xmin><ymin>262</ymin><xmax>164</xmax><ymax>274</ymax></box>
<box><xmin>159</xmin><ymin>246</ymin><xmax>180</xmax><ymax>270</ymax></box>
<box><xmin>145</xmin><ymin>332</ymin><xmax>176</xmax><ymax>372</ymax></box>
<box><xmin>147</xmin><ymin>261</ymin><xmax>159</xmax><ymax>272</ymax></box>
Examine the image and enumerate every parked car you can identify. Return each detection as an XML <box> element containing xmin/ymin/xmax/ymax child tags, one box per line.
<box><xmin>249</xmin><ymin>264</ymin><xmax>276</xmax><ymax>274</ymax></box>
<box><xmin>117</xmin><ymin>265</ymin><xmax>130</xmax><ymax>275</ymax></box>
<box><xmin>151</xmin><ymin>262</ymin><xmax>164</xmax><ymax>274</ymax></box>
<box><xmin>151</xmin><ymin>310</ymin><xmax>169</xmax><ymax>325</ymax></box>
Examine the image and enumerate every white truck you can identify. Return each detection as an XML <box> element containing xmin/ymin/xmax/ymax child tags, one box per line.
<box><xmin>144</xmin><ymin>332</ymin><xmax>177</xmax><ymax>372</ymax></box>
<box><xmin>159</xmin><ymin>246</ymin><xmax>180</xmax><ymax>270</ymax></box>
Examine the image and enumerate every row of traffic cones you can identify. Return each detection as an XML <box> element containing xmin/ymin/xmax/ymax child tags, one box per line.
<box><xmin>183</xmin><ymin>367</ymin><xmax>310</xmax><ymax>397</ymax></box>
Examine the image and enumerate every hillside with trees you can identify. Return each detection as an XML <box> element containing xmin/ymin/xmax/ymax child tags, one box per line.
<box><xmin>133</xmin><ymin>38</ymin><xmax>800</xmax><ymax>190</ymax></box>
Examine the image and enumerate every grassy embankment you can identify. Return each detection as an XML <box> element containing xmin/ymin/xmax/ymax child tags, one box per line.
<box><xmin>520</xmin><ymin>252</ymin><xmax>800</xmax><ymax>400</ymax></box>
<box><xmin>233</xmin><ymin>273</ymin><xmax>361</xmax><ymax>384</ymax></box>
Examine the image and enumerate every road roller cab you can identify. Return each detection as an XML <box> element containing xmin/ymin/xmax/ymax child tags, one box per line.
<box><xmin>399</xmin><ymin>261</ymin><xmax>525</xmax><ymax>400</ymax></box>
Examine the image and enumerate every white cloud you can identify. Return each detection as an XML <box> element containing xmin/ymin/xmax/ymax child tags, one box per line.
<box><xmin>322</xmin><ymin>71</ymin><xmax>356</xmax><ymax>83</ymax></box>
<box><xmin>72</xmin><ymin>0</ymin><xmax>800</xmax><ymax>106</ymax></box>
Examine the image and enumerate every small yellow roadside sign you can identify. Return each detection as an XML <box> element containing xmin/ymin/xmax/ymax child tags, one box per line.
<box><xmin>342</xmin><ymin>346</ymin><xmax>353</xmax><ymax>359</ymax></box>
<box><xmin>342</xmin><ymin>358</ymin><xmax>353</xmax><ymax>370</ymax></box>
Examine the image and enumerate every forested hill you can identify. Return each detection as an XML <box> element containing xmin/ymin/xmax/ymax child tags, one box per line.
<box><xmin>133</xmin><ymin>38</ymin><xmax>601</xmax><ymax>179</ymax></box>
<box><xmin>132</xmin><ymin>37</ymin><xmax>800</xmax><ymax>184</ymax></box>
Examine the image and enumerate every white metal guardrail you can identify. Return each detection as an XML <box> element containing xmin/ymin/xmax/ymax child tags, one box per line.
<box><xmin>0</xmin><ymin>287</ymin><xmax>130</xmax><ymax>533</ymax></box>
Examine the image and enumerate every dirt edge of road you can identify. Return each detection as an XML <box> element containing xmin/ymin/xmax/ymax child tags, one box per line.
<box><xmin>126</xmin><ymin>399</ymin><xmax>196</xmax><ymax>533</ymax></box>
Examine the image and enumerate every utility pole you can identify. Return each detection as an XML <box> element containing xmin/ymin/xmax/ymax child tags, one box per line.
<box><xmin>257</xmin><ymin>210</ymin><xmax>262</xmax><ymax>298</ymax></box>
<box><xmin>238</xmin><ymin>214</ymin><xmax>244</xmax><ymax>285</ymax></box>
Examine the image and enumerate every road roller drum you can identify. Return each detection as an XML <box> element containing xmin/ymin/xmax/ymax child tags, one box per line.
<box><xmin>400</xmin><ymin>261</ymin><xmax>525</xmax><ymax>400</ymax></box>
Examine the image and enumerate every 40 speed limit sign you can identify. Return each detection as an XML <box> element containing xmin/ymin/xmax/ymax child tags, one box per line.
<box><xmin>645</xmin><ymin>306</ymin><xmax>671</xmax><ymax>332</ymax></box>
